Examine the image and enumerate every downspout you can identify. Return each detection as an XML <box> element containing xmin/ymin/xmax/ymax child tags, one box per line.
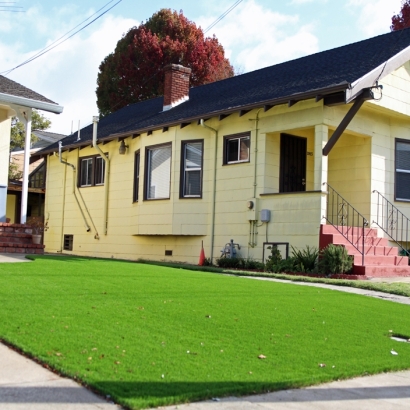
<box><xmin>58</xmin><ymin>141</ymin><xmax>91</xmax><ymax>232</ymax></box>
<box><xmin>91</xmin><ymin>116</ymin><xmax>110</xmax><ymax>235</ymax></box>
<box><xmin>249</xmin><ymin>109</ymin><xmax>262</xmax><ymax>247</ymax></box>
<box><xmin>59</xmin><ymin>153</ymin><xmax>67</xmax><ymax>252</ymax></box>
<box><xmin>200</xmin><ymin>119</ymin><xmax>218</xmax><ymax>263</ymax></box>
<box><xmin>251</xmin><ymin>109</ymin><xmax>261</xmax><ymax>198</ymax></box>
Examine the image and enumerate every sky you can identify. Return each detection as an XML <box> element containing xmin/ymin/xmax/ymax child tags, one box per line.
<box><xmin>0</xmin><ymin>0</ymin><xmax>405</xmax><ymax>134</ymax></box>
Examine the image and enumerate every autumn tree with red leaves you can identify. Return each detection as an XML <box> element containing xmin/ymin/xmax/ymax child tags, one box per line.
<box><xmin>391</xmin><ymin>1</ymin><xmax>410</xmax><ymax>31</ymax></box>
<box><xmin>96</xmin><ymin>9</ymin><xmax>234</xmax><ymax>116</ymax></box>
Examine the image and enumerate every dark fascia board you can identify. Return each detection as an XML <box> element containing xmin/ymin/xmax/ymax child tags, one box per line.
<box><xmin>40</xmin><ymin>82</ymin><xmax>350</xmax><ymax>155</ymax></box>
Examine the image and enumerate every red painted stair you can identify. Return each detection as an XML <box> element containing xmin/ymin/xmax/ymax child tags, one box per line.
<box><xmin>319</xmin><ymin>224</ymin><xmax>410</xmax><ymax>278</ymax></box>
<box><xmin>0</xmin><ymin>223</ymin><xmax>44</xmax><ymax>254</ymax></box>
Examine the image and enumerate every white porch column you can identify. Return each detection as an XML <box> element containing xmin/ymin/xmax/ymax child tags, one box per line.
<box><xmin>20</xmin><ymin>108</ymin><xmax>32</xmax><ymax>224</ymax></box>
<box><xmin>0</xmin><ymin>110</ymin><xmax>12</xmax><ymax>222</ymax></box>
<box><xmin>314</xmin><ymin>124</ymin><xmax>328</xmax><ymax>191</ymax></box>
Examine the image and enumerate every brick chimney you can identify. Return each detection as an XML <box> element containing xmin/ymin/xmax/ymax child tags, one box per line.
<box><xmin>163</xmin><ymin>64</ymin><xmax>191</xmax><ymax>111</ymax></box>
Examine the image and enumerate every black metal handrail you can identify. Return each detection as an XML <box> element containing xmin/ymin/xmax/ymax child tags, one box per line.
<box><xmin>372</xmin><ymin>190</ymin><xmax>410</xmax><ymax>257</ymax></box>
<box><xmin>323</xmin><ymin>183</ymin><xmax>368</xmax><ymax>265</ymax></box>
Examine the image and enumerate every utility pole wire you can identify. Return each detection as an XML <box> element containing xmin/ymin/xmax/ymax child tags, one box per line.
<box><xmin>204</xmin><ymin>0</ymin><xmax>243</xmax><ymax>34</ymax></box>
<box><xmin>1</xmin><ymin>0</ymin><xmax>122</xmax><ymax>75</ymax></box>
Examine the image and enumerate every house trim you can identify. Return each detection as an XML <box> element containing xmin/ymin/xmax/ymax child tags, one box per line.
<box><xmin>346</xmin><ymin>44</ymin><xmax>410</xmax><ymax>103</ymax></box>
<box><xmin>0</xmin><ymin>92</ymin><xmax>63</xmax><ymax>114</ymax></box>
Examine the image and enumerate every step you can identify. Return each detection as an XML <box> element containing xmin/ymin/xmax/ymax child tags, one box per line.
<box><xmin>342</xmin><ymin>243</ymin><xmax>398</xmax><ymax>256</ymax></box>
<box><xmin>353</xmin><ymin>264</ymin><xmax>410</xmax><ymax>277</ymax></box>
<box><xmin>326</xmin><ymin>234</ymin><xmax>390</xmax><ymax>247</ymax></box>
<box><xmin>0</xmin><ymin>241</ymin><xmax>44</xmax><ymax>250</ymax></box>
<box><xmin>0</xmin><ymin>247</ymin><xmax>44</xmax><ymax>254</ymax></box>
<box><xmin>321</xmin><ymin>224</ymin><xmax>378</xmax><ymax>237</ymax></box>
<box><xmin>353</xmin><ymin>254</ymin><xmax>409</xmax><ymax>266</ymax></box>
<box><xmin>0</xmin><ymin>233</ymin><xmax>34</xmax><ymax>244</ymax></box>
<box><xmin>0</xmin><ymin>222</ymin><xmax>33</xmax><ymax>234</ymax></box>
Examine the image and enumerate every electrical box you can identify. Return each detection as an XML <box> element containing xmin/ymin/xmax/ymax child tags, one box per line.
<box><xmin>260</xmin><ymin>209</ymin><xmax>271</xmax><ymax>223</ymax></box>
<box><xmin>247</xmin><ymin>198</ymin><xmax>258</xmax><ymax>221</ymax></box>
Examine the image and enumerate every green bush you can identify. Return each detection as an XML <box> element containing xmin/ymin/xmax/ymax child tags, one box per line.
<box><xmin>318</xmin><ymin>244</ymin><xmax>353</xmax><ymax>275</ymax></box>
<box><xmin>265</xmin><ymin>245</ymin><xmax>318</xmax><ymax>274</ymax></box>
<box><xmin>216</xmin><ymin>257</ymin><xmax>264</xmax><ymax>270</ymax></box>
<box><xmin>291</xmin><ymin>245</ymin><xmax>318</xmax><ymax>273</ymax></box>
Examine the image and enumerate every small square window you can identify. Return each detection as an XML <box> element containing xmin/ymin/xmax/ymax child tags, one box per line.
<box><xmin>223</xmin><ymin>133</ymin><xmax>250</xmax><ymax>164</ymax></box>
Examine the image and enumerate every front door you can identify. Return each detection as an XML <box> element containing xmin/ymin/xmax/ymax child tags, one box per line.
<box><xmin>280</xmin><ymin>133</ymin><xmax>307</xmax><ymax>193</ymax></box>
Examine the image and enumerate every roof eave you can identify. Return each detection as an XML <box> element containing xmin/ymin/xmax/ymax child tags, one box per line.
<box><xmin>37</xmin><ymin>81</ymin><xmax>351</xmax><ymax>156</ymax></box>
<box><xmin>0</xmin><ymin>92</ymin><xmax>63</xmax><ymax>114</ymax></box>
<box><xmin>108</xmin><ymin>82</ymin><xmax>351</xmax><ymax>140</ymax></box>
<box><xmin>346</xmin><ymin>43</ymin><xmax>410</xmax><ymax>103</ymax></box>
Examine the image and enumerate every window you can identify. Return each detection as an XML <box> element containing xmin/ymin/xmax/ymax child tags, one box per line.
<box><xmin>180</xmin><ymin>140</ymin><xmax>203</xmax><ymax>198</ymax></box>
<box><xmin>396</xmin><ymin>139</ymin><xmax>410</xmax><ymax>201</ymax></box>
<box><xmin>29</xmin><ymin>162</ymin><xmax>46</xmax><ymax>189</ymax></box>
<box><xmin>133</xmin><ymin>151</ymin><xmax>140</xmax><ymax>202</ymax></box>
<box><xmin>79</xmin><ymin>155</ymin><xmax>106</xmax><ymax>187</ymax></box>
<box><xmin>144</xmin><ymin>143</ymin><xmax>172</xmax><ymax>200</ymax></box>
<box><xmin>223</xmin><ymin>133</ymin><xmax>250</xmax><ymax>164</ymax></box>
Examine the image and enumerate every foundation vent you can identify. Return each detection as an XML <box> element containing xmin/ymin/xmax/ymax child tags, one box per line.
<box><xmin>63</xmin><ymin>234</ymin><xmax>73</xmax><ymax>251</ymax></box>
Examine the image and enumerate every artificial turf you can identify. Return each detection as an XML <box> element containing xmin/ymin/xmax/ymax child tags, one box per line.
<box><xmin>0</xmin><ymin>255</ymin><xmax>410</xmax><ymax>409</ymax></box>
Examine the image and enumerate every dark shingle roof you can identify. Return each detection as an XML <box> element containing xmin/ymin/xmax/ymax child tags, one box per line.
<box><xmin>0</xmin><ymin>75</ymin><xmax>57</xmax><ymax>104</ymax></box>
<box><xmin>43</xmin><ymin>28</ymin><xmax>410</xmax><ymax>154</ymax></box>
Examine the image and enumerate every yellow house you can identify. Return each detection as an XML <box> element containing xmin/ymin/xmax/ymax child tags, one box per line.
<box><xmin>36</xmin><ymin>29</ymin><xmax>410</xmax><ymax>276</ymax></box>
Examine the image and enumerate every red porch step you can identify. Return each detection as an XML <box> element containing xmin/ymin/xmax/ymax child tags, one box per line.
<box><xmin>319</xmin><ymin>224</ymin><xmax>410</xmax><ymax>278</ymax></box>
<box><xmin>0</xmin><ymin>223</ymin><xmax>44</xmax><ymax>254</ymax></box>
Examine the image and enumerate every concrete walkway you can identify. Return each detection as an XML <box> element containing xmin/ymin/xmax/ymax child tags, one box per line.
<box><xmin>1</xmin><ymin>253</ymin><xmax>409</xmax><ymax>409</ymax></box>
<box><xmin>0</xmin><ymin>253</ymin><xmax>31</xmax><ymax>263</ymax></box>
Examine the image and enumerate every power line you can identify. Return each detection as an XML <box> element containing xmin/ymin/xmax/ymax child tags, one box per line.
<box><xmin>204</xmin><ymin>0</ymin><xmax>243</xmax><ymax>34</ymax></box>
<box><xmin>0</xmin><ymin>1</ymin><xmax>23</xmax><ymax>12</ymax></box>
<box><xmin>1</xmin><ymin>0</ymin><xmax>122</xmax><ymax>75</ymax></box>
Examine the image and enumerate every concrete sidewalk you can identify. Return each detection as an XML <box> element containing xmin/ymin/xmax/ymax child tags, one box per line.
<box><xmin>0</xmin><ymin>343</ymin><xmax>120</xmax><ymax>410</ymax></box>
<box><xmin>158</xmin><ymin>370</ymin><xmax>410</xmax><ymax>409</ymax></box>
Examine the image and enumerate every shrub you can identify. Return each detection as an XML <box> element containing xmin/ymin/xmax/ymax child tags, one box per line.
<box><xmin>216</xmin><ymin>257</ymin><xmax>264</xmax><ymax>270</ymax></box>
<box><xmin>291</xmin><ymin>245</ymin><xmax>318</xmax><ymax>273</ymax></box>
<box><xmin>318</xmin><ymin>244</ymin><xmax>353</xmax><ymax>275</ymax></box>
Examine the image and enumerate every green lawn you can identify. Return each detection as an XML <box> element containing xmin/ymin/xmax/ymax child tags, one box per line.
<box><xmin>0</xmin><ymin>255</ymin><xmax>410</xmax><ymax>409</ymax></box>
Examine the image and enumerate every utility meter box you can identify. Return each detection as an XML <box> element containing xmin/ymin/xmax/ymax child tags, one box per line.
<box><xmin>260</xmin><ymin>209</ymin><xmax>271</xmax><ymax>223</ymax></box>
<box><xmin>247</xmin><ymin>198</ymin><xmax>258</xmax><ymax>221</ymax></box>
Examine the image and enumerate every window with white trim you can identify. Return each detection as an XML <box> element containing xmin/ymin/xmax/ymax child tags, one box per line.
<box><xmin>145</xmin><ymin>143</ymin><xmax>172</xmax><ymax>200</ymax></box>
<box><xmin>79</xmin><ymin>155</ymin><xmax>105</xmax><ymax>187</ymax></box>
<box><xmin>224</xmin><ymin>133</ymin><xmax>250</xmax><ymax>164</ymax></box>
<box><xmin>181</xmin><ymin>140</ymin><xmax>203</xmax><ymax>198</ymax></box>
<box><xmin>396</xmin><ymin>139</ymin><xmax>410</xmax><ymax>201</ymax></box>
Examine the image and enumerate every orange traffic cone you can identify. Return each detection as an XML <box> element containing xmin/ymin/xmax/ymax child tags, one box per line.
<box><xmin>198</xmin><ymin>241</ymin><xmax>206</xmax><ymax>266</ymax></box>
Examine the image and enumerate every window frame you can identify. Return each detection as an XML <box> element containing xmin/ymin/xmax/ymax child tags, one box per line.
<box><xmin>144</xmin><ymin>142</ymin><xmax>172</xmax><ymax>201</ymax></box>
<box><xmin>223</xmin><ymin>132</ymin><xmax>251</xmax><ymax>165</ymax></box>
<box><xmin>395</xmin><ymin>138</ymin><xmax>410</xmax><ymax>202</ymax></box>
<box><xmin>78</xmin><ymin>154</ymin><xmax>106</xmax><ymax>188</ymax></box>
<box><xmin>180</xmin><ymin>139</ymin><xmax>204</xmax><ymax>199</ymax></box>
<box><xmin>133</xmin><ymin>150</ymin><xmax>140</xmax><ymax>202</ymax></box>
